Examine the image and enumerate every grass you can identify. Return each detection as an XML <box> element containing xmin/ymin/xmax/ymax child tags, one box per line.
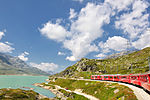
<box><xmin>49</xmin><ymin>78</ymin><xmax>137</xmax><ymax>100</ymax></box>
<box><xmin>42</xmin><ymin>83</ymin><xmax>55</xmax><ymax>89</ymax></box>
<box><xmin>0</xmin><ymin>88</ymin><xmax>50</xmax><ymax>100</ymax></box>
<box><xmin>58</xmin><ymin>89</ymin><xmax>89</xmax><ymax>100</ymax></box>
<box><xmin>0</xmin><ymin>88</ymin><xmax>39</xmax><ymax>100</ymax></box>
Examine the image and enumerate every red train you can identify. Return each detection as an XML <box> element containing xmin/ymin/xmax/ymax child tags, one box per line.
<box><xmin>91</xmin><ymin>73</ymin><xmax>150</xmax><ymax>92</ymax></box>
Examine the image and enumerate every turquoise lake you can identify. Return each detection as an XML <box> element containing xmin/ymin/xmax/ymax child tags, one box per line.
<box><xmin>0</xmin><ymin>75</ymin><xmax>55</xmax><ymax>98</ymax></box>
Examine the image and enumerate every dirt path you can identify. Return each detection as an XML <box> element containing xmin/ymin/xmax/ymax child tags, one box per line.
<box><xmin>55</xmin><ymin>85</ymin><xmax>99</xmax><ymax>100</ymax></box>
<box><xmin>74</xmin><ymin>90</ymin><xmax>99</xmax><ymax>100</ymax></box>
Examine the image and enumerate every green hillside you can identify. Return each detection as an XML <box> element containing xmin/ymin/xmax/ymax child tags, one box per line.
<box><xmin>52</xmin><ymin>47</ymin><xmax>150</xmax><ymax>79</ymax></box>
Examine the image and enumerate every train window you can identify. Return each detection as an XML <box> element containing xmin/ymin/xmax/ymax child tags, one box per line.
<box><xmin>149</xmin><ymin>75</ymin><xmax>150</xmax><ymax>82</ymax></box>
<box><xmin>146</xmin><ymin>76</ymin><xmax>148</xmax><ymax>82</ymax></box>
<box><xmin>100</xmin><ymin>76</ymin><xmax>101</xmax><ymax>78</ymax></box>
<box><xmin>137</xmin><ymin>76</ymin><xmax>139</xmax><ymax>79</ymax></box>
<box><xmin>143</xmin><ymin>76</ymin><xmax>147</xmax><ymax>82</ymax></box>
<box><xmin>104</xmin><ymin>76</ymin><xmax>108</xmax><ymax>78</ymax></box>
<box><xmin>110</xmin><ymin>76</ymin><xmax>112</xmax><ymax>78</ymax></box>
<box><xmin>131</xmin><ymin>76</ymin><xmax>136</xmax><ymax>80</ymax></box>
<box><xmin>140</xmin><ymin>76</ymin><xmax>143</xmax><ymax>81</ymax></box>
<box><xmin>122</xmin><ymin>76</ymin><xmax>126</xmax><ymax>79</ymax></box>
<box><xmin>117</xmin><ymin>76</ymin><xmax>119</xmax><ymax>79</ymax></box>
<box><xmin>92</xmin><ymin>76</ymin><xmax>94</xmax><ymax>78</ymax></box>
<box><xmin>95</xmin><ymin>76</ymin><xmax>97</xmax><ymax>78</ymax></box>
<box><xmin>114</xmin><ymin>76</ymin><xmax>117</xmax><ymax>78</ymax></box>
<box><xmin>140</xmin><ymin>76</ymin><xmax>148</xmax><ymax>82</ymax></box>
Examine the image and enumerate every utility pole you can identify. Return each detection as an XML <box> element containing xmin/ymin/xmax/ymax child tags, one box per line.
<box><xmin>104</xmin><ymin>65</ymin><xmax>106</xmax><ymax>74</ymax></box>
<box><xmin>117</xmin><ymin>66</ymin><xmax>118</xmax><ymax>74</ymax></box>
<box><xmin>131</xmin><ymin>64</ymin><xmax>132</xmax><ymax>73</ymax></box>
<box><xmin>126</xmin><ymin>40</ymin><xmax>130</xmax><ymax>53</ymax></box>
<box><xmin>148</xmin><ymin>57</ymin><xmax>150</xmax><ymax>72</ymax></box>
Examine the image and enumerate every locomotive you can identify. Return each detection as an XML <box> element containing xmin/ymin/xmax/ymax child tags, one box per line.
<box><xmin>91</xmin><ymin>73</ymin><xmax>150</xmax><ymax>92</ymax></box>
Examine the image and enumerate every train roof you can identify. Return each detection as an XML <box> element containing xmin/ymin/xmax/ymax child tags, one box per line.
<box><xmin>130</xmin><ymin>71</ymin><xmax>150</xmax><ymax>76</ymax></box>
<box><xmin>91</xmin><ymin>72</ymin><xmax>150</xmax><ymax>76</ymax></box>
<box><xmin>91</xmin><ymin>74</ymin><xmax>121</xmax><ymax>76</ymax></box>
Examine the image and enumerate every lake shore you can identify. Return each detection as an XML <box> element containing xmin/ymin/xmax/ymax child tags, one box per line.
<box><xmin>0</xmin><ymin>75</ymin><xmax>55</xmax><ymax>98</ymax></box>
<box><xmin>0</xmin><ymin>88</ymin><xmax>49</xmax><ymax>100</ymax></box>
<box><xmin>33</xmin><ymin>83</ymin><xmax>66</xmax><ymax>100</ymax></box>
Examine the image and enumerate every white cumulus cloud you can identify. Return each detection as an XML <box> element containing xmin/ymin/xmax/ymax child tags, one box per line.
<box><xmin>40</xmin><ymin>0</ymin><xmax>150</xmax><ymax>61</ymax></box>
<box><xmin>0</xmin><ymin>30</ymin><xmax>14</xmax><ymax>53</ymax></box>
<box><xmin>18</xmin><ymin>52</ymin><xmax>29</xmax><ymax>62</ymax></box>
<box><xmin>0</xmin><ymin>31</ymin><xmax>5</xmax><ymax>40</ymax></box>
<box><xmin>73</xmin><ymin>0</ymin><xmax>84</xmax><ymax>3</ymax></box>
<box><xmin>105</xmin><ymin>0</ymin><xmax>134</xmax><ymax>12</ymax></box>
<box><xmin>95</xmin><ymin>53</ymin><xmax>106</xmax><ymax>58</ymax></box>
<box><xmin>0</xmin><ymin>42</ymin><xmax>15</xmax><ymax>53</ymax></box>
<box><xmin>30</xmin><ymin>62</ymin><xmax>59</xmax><ymax>73</ymax></box>
<box><xmin>69</xmin><ymin>8</ymin><xmax>77</xmax><ymax>20</ymax></box>
<box><xmin>132</xmin><ymin>28</ymin><xmax>150</xmax><ymax>49</ymax></box>
<box><xmin>58</xmin><ymin>52</ymin><xmax>65</xmax><ymax>56</ymax></box>
<box><xmin>66</xmin><ymin>56</ymin><xmax>77</xmax><ymax>61</ymax></box>
<box><xmin>39</xmin><ymin>21</ymin><xmax>70</xmax><ymax>42</ymax></box>
<box><xmin>99</xmin><ymin>36</ymin><xmax>129</xmax><ymax>52</ymax></box>
<box><xmin>115</xmin><ymin>0</ymin><xmax>149</xmax><ymax>40</ymax></box>
<box><xmin>5</xmin><ymin>41</ymin><xmax>13</xmax><ymax>45</ymax></box>
<box><xmin>40</xmin><ymin>2</ymin><xmax>112</xmax><ymax>61</ymax></box>
<box><xmin>65</xmin><ymin>3</ymin><xmax>112</xmax><ymax>61</ymax></box>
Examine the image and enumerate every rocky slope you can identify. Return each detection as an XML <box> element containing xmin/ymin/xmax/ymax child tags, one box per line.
<box><xmin>0</xmin><ymin>53</ymin><xmax>49</xmax><ymax>76</ymax></box>
<box><xmin>53</xmin><ymin>47</ymin><xmax>150</xmax><ymax>78</ymax></box>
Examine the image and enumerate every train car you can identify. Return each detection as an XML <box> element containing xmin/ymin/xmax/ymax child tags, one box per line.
<box><xmin>101</xmin><ymin>75</ymin><xmax>120</xmax><ymax>81</ymax></box>
<box><xmin>139</xmin><ymin>73</ymin><xmax>150</xmax><ymax>91</ymax></box>
<box><xmin>113</xmin><ymin>75</ymin><xmax>120</xmax><ymax>81</ymax></box>
<box><xmin>91</xmin><ymin>75</ymin><xmax>94</xmax><ymax>80</ymax></box>
<box><xmin>91</xmin><ymin>72</ymin><xmax>150</xmax><ymax>92</ymax></box>
<box><xmin>103</xmin><ymin>75</ymin><xmax>120</xmax><ymax>81</ymax></box>
<box><xmin>120</xmin><ymin>74</ymin><xmax>131</xmax><ymax>83</ymax></box>
<box><xmin>130</xmin><ymin>74</ymin><xmax>141</xmax><ymax>86</ymax></box>
<box><xmin>103</xmin><ymin>75</ymin><xmax>110</xmax><ymax>81</ymax></box>
<box><xmin>105</xmin><ymin>75</ymin><xmax>113</xmax><ymax>81</ymax></box>
<box><xmin>91</xmin><ymin>74</ymin><xmax>120</xmax><ymax>81</ymax></box>
<box><xmin>108</xmin><ymin>75</ymin><xmax>114</xmax><ymax>81</ymax></box>
<box><xmin>91</xmin><ymin>75</ymin><xmax>100</xmax><ymax>80</ymax></box>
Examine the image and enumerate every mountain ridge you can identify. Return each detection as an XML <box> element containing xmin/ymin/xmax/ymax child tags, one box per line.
<box><xmin>0</xmin><ymin>53</ymin><xmax>49</xmax><ymax>76</ymax></box>
<box><xmin>105</xmin><ymin>50</ymin><xmax>137</xmax><ymax>59</ymax></box>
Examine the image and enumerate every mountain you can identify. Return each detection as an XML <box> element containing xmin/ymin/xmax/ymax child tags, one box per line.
<box><xmin>52</xmin><ymin>47</ymin><xmax>150</xmax><ymax>79</ymax></box>
<box><xmin>105</xmin><ymin>50</ymin><xmax>137</xmax><ymax>59</ymax></box>
<box><xmin>0</xmin><ymin>53</ymin><xmax>49</xmax><ymax>76</ymax></box>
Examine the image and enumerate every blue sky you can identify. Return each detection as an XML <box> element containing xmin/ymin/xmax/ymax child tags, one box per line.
<box><xmin>0</xmin><ymin>0</ymin><xmax>150</xmax><ymax>73</ymax></box>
